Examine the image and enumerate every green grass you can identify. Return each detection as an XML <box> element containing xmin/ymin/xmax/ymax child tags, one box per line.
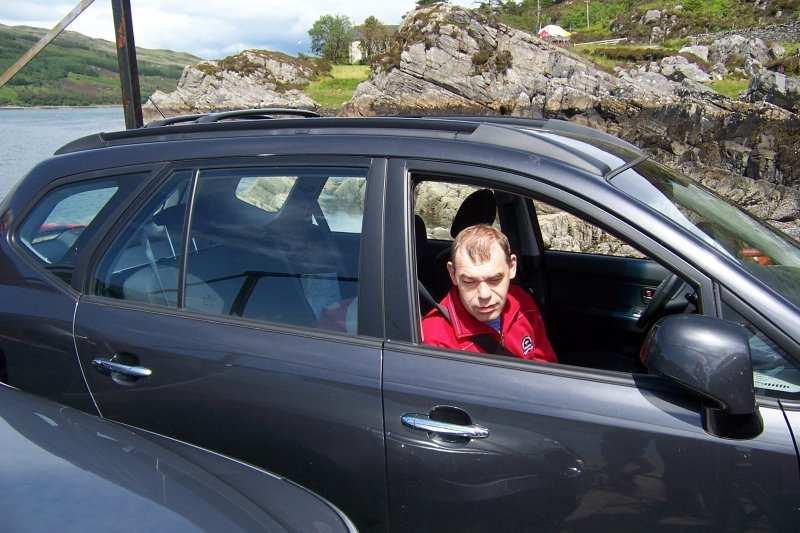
<box><xmin>782</xmin><ymin>42</ymin><xmax>800</xmax><ymax>56</ymax></box>
<box><xmin>304</xmin><ymin>64</ymin><xmax>370</xmax><ymax>108</ymax></box>
<box><xmin>0</xmin><ymin>23</ymin><xmax>198</xmax><ymax>106</ymax></box>
<box><xmin>709</xmin><ymin>78</ymin><xmax>750</xmax><ymax>99</ymax></box>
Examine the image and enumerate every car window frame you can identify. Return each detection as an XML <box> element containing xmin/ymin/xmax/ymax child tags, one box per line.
<box><xmin>385</xmin><ymin>158</ymin><xmax>719</xmax><ymax>387</ymax></box>
<box><xmin>82</xmin><ymin>155</ymin><xmax>386</xmax><ymax>342</ymax></box>
<box><xmin>8</xmin><ymin>163</ymin><xmax>159</xmax><ymax>296</ymax></box>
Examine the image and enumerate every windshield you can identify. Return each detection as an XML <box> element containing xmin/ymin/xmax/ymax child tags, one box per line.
<box><xmin>610</xmin><ymin>160</ymin><xmax>800</xmax><ymax>309</ymax></box>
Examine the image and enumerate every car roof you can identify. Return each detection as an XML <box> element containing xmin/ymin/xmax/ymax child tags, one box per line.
<box><xmin>54</xmin><ymin>111</ymin><xmax>645</xmax><ymax>179</ymax></box>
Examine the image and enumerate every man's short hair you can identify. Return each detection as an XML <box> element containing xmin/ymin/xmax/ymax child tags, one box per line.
<box><xmin>451</xmin><ymin>224</ymin><xmax>512</xmax><ymax>265</ymax></box>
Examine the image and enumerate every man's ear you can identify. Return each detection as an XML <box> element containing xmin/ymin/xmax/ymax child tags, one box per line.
<box><xmin>447</xmin><ymin>261</ymin><xmax>457</xmax><ymax>285</ymax></box>
<box><xmin>509</xmin><ymin>254</ymin><xmax>518</xmax><ymax>280</ymax></box>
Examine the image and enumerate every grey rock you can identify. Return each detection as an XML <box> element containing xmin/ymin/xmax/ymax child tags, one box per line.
<box><xmin>679</xmin><ymin>45</ymin><xmax>710</xmax><ymax>62</ymax></box>
<box><xmin>711</xmin><ymin>63</ymin><xmax>729</xmax><ymax>80</ymax></box>
<box><xmin>769</xmin><ymin>42</ymin><xmax>787</xmax><ymax>60</ymax></box>
<box><xmin>643</xmin><ymin>10</ymin><xmax>662</xmax><ymax>24</ymax></box>
<box><xmin>709</xmin><ymin>35</ymin><xmax>771</xmax><ymax>70</ymax></box>
<box><xmin>745</xmin><ymin>69</ymin><xmax>800</xmax><ymax>113</ymax></box>
<box><xmin>145</xmin><ymin>50</ymin><xmax>322</xmax><ymax>119</ymax></box>
<box><xmin>342</xmin><ymin>5</ymin><xmax>800</xmax><ymax>239</ymax></box>
<box><xmin>650</xmin><ymin>26</ymin><xmax>665</xmax><ymax>43</ymax></box>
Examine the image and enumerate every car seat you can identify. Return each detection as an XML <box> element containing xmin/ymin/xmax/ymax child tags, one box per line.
<box><xmin>431</xmin><ymin>189</ymin><xmax>497</xmax><ymax>300</ymax></box>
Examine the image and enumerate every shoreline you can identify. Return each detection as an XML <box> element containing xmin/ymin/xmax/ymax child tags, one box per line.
<box><xmin>0</xmin><ymin>105</ymin><xmax>122</xmax><ymax>110</ymax></box>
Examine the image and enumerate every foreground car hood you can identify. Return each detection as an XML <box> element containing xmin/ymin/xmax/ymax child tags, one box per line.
<box><xmin>0</xmin><ymin>385</ymin><xmax>354</xmax><ymax>533</ymax></box>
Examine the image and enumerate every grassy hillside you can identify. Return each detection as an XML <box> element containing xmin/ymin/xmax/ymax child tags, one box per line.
<box><xmin>0</xmin><ymin>24</ymin><xmax>199</xmax><ymax>106</ymax></box>
<box><xmin>304</xmin><ymin>65</ymin><xmax>370</xmax><ymax>108</ymax></box>
<box><xmin>489</xmin><ymin>0</ymin><xmax>800</xmax><ymax>42</ymax></box>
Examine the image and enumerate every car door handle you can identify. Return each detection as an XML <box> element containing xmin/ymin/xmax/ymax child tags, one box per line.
<box><xmin>401</xmin><ymin>414</ymin><xmax>489</xmax><ymax>439</ymax></box>
<box><xmin>91</xmin><ymin>358</ymin><xmax>152</xmax><ymax>378</ymax></box>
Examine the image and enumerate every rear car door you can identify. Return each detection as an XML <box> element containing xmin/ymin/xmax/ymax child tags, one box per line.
<box><xmin>73</xmin><ymin>157</ymin><xmax>388</xmax><ymax>532</ymax></box>
<box><xmin>1</xmin><ymin>167</ymin><xmax>148</xmax><ymax>411</ymax></box>
<box><xmin>382</xmin><ymin>159</ymin><xmax>800</xmax><ymax>532</ymax></box>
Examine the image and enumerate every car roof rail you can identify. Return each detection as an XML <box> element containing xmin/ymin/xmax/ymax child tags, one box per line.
<box><xmin>53</xmin><ymin>117</ymin><xmax>480</xmax><ymax>155</ymax></box>
<box><xmin>406</xmin><ymin>115</ymin><xmax>642</xmax><ymax>154</ymax></box>
<box><xmin>145</xmin><ymin>108</ymin><xmax>322</xmax><ymax>128</ymax></box>
<box><xmin>195</xmin><ymin>108</ymin><xmax>322</xmax><ymax>123</ymax></box>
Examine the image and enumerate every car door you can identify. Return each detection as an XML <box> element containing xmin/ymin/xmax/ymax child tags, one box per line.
<box><xmin>73</xmin><ymin>157</ymin><xmax>388</xmax><ymax>532</ymax></box>
<box><xmin>1</xmin><ymin>167</ymin><xmax>147</xmax><ymax>412</ymax></box>
<box><xmin>382</xmin><ymin>159</ymin><xmax>800</xmax><ymax>532</ymax></box>
<box><xmin>531</xmin><ymin>200</ymin><xmax>674</xmax><ymax>361</ymax></box>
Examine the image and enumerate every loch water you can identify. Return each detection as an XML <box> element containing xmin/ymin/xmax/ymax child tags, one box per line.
<box><xmin>0</xmin><ymin>107</ymin><xmax>124</xmax><ymax>201</ymax></box>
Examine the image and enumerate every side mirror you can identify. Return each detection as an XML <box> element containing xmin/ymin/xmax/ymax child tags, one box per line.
<box><xmin>641</xmin><ymin>315</ymin><xmax>755</xmax><ymax>416</ymax></box>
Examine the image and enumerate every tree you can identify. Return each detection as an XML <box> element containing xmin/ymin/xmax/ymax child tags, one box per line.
<box><xmin>416</xmin><ymin>0</ymin><xmax>448</xmax><ymax>7</ymax></box>
<box><xmin>308</xmin><ymin>15</ymin><xmax>354</xmax><ymax>63</ymax></box>
<box><xmin>359</xmin><ymin>16</ymin><xmax>393</xmax><ymax>63</ymax></box>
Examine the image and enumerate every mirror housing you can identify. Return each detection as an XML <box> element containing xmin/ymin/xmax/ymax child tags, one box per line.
<box><xmin>641</xmin><ymin>315</ymin><xmax>755</xmax><ymax>416</ymax></box>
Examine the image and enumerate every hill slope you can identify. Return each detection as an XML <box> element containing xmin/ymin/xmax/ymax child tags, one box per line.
<box><xmin>0</xmin><ymin>24</ymin><xmax>199</xmax><ymax>106</ymax></box>
<box><xmin>491</xmin><ymin>0</ymin><xmax>800</xmax><ymax>42</ymax></box>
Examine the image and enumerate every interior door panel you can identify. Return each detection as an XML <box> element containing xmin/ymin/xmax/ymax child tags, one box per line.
<box><xmin>546</xmin><ymin>251</ymin><xmax>669</xmax><ymax>359</ymax></box>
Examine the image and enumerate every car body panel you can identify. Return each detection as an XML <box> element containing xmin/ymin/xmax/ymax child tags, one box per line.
<box><xmin>74</xmin><ymin>296</ymin><xmax>387</xmax><ymax>531</ymax></box>
<box><xmin>382</xmin><ymin>342</ymin><xmax>800</xmax><ymax>532</ymax></box>
<box><xmin>1</xmin><ymin>117</ymin><xmax>799</xmax><ymax>533</ymax></box>
<box><xmin>0</xmin><ymin>384</ymin><xmax>355</xmax><ymax>533</ymax></box>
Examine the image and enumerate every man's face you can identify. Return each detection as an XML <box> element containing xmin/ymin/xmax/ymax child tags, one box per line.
<box><xmin>447</xmin><ymin>242</ymin><xmax>517</xmax><ymax>323</ymax></box>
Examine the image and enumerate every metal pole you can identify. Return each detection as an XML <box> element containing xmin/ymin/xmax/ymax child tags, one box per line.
<box><xmin>537</xmin><ymin>0</ymin><xmax>541</xmax><ymax>33</ymax></box>
<box><xmin>586</xmin><ymin>1</ymin><xmax>590</xmax><ymax>30</ymax></box>
<box><xmin>0</xmin><ymin>0</ymin><xmax>96</xmax><ymax>89</ymax></box>
<box><xmin>111</xmin><ymin>0</ymin><xmax>143</xmax><ymax>129</ymax></box>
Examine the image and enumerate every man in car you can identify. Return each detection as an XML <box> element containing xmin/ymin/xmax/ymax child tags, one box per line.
<box><xmin>422</xmin><ymin>224</ymin><xmax>557</xmax><ymax>363</ymax></box>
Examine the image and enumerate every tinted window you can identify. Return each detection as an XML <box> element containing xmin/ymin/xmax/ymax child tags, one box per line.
<box><xmin>235</xmin><ymin>176</ymin><xmax>297</xmax><ymax>212</ymax></box>
<box><xmin>94</xmin><ymin>171</ymin><xmax>192</xmax><ymax>306</ymax></box>
<box><xmin>533</xmin><ymin>200</ymin><xmax>645</xmax><ymax>258</ymax></box>
<box><xmin>414</xmin><ymin>182</ymin><xmax>499</xmax><ymax>240</ymax></box>
<box><xmin>184</xmin><ymin>167</ymin><xmax>367</xmax><ymax>335</ymax></box>
<box><xmin>18</xmin><ymin>176</ymin><xmax>133</xmax><ymax>284</ymax></box>
<box><xmin>722</xmin><ymin>301</ymin><xmax>800</xmax><ymax>399</ymax></box>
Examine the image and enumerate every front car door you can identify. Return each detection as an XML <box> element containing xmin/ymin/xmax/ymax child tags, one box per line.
<box><xmin>382</xmin><ymin>159</ymin><xmax>800</xmax><ymax>532</ymax></box>
<box><xmin>73</xmin><ymin>157</ymin><xmax>388</xmax><ymax>532</ymax></box>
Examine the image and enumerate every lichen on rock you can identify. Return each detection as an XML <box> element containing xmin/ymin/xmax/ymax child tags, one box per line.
<box><xmin>343</xmin><ymin>4</ymin><xmax>800</xmax><ymax>242</ymax></box>
<box><xmin>145</xmin><ymin>49</ymin><xmax>329</xmax><ymax>119</ymax></box>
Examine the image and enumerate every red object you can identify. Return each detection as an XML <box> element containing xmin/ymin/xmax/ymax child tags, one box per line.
<box><xmin>422</xmin><ymin>285</ymin><xmax>558</xmax><ymax>363</ymax></box>
<box><xmin>740</xmin><ymin>248</ymin><xmax>774</xmax><ymax>266</ymax></box>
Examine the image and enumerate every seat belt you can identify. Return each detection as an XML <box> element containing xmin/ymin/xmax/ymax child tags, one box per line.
<box><xmin>418</xmin><ymin>280</ymin><xmax>514</xmax><ymax>357</ymax></box>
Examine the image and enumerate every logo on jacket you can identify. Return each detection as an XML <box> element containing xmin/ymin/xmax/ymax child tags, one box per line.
<box><xmin>521</xmin><ymin>336</ymin><xmax>534</xmax><ymax>355</ymax></box>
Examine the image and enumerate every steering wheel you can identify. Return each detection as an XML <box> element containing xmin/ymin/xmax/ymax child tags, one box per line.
<box><xmin>636</xmin><ymin>273</ymin><xmax>688</xmax><ymax>329</ymax></box>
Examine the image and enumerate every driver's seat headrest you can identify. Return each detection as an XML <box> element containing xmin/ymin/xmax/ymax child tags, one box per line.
<box><xmin>450</xmin><ymin>189</ymin><xmax>496</xmax><ymax>238</ymax></box>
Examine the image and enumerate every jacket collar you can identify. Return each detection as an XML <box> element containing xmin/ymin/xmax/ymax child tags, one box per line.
<box><xmin>443</xmin><ymin>285</ymin><xmax>521</xmax><ymax>340</ymax></box>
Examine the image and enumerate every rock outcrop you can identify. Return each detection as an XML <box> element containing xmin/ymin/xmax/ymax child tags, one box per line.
<box><xmin>746</xmin><ymin>68</ymin><xmax>800</xmax><ymax>114</ymax></box>
<box><xmin>345</xmin><ymin>5</ymin><xmax>800</xmax><ymax>241</ymax></box>
<box><xmin>144</xmin><ymin>50</ymin><xmax>327</xmax><ymax>120</ymax></box>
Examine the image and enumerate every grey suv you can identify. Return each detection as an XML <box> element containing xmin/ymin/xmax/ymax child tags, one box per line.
<box><xmin>1</xmin><ymin>110</ymin><xmax>799</xmax><ymax>532</ymax></box>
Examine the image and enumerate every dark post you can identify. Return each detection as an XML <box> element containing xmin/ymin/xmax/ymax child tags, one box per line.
<box><xmin>111</xmin><ymin>0</ymin><xmax>143</xmax><ymax>129</ymax></box>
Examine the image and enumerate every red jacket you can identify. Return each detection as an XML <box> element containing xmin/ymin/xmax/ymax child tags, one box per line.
<box><xmin>422</xmin><ymin>285</ymin><xmax>558</xmax><ymax>363</ymax></box>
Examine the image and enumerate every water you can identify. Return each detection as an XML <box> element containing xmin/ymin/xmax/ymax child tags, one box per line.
<box><xmin>0</xmin><ymin>107</ymin><xmax>124</xmax><ymax>201</ymax></box>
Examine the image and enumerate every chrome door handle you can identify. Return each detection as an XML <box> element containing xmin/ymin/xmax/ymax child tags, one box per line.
<box><xmin>92</xmin><ymin>358</ymin><xmax>152</xmax><ymax>378</ymax></box>
<box><xmin>401</xmin><ymin>414</ymin><xmax>489</xmax><ymax>439</ymax></box>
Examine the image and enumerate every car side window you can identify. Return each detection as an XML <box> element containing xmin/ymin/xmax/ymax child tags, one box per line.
<box><xmin>184</xmin><ymin>166</ymin><xmax>367</xmax><ymax>335</ymax></box>
<box><xmin>722</xmin><ymin>301</ymin><xmax>800</xmax><ymax>399</ymax></box>
<box><xmin>94</xmin><ymin>171</ymin><xmax>193</xmax><ymax>306</ymax></box>
<box><xmin>533</xmin><ymin>199</ymin><xmax>645</xmax><ymax>259</ymax></box>
<box><xmin>17</xmin><ymin>175</ymin><xmax>136</xmax><ymax>285</ymax></box>
<box><xmin>415</xmin><ymin>181</ymin><xmax>500</xmax><ymax>240</ymax></box>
